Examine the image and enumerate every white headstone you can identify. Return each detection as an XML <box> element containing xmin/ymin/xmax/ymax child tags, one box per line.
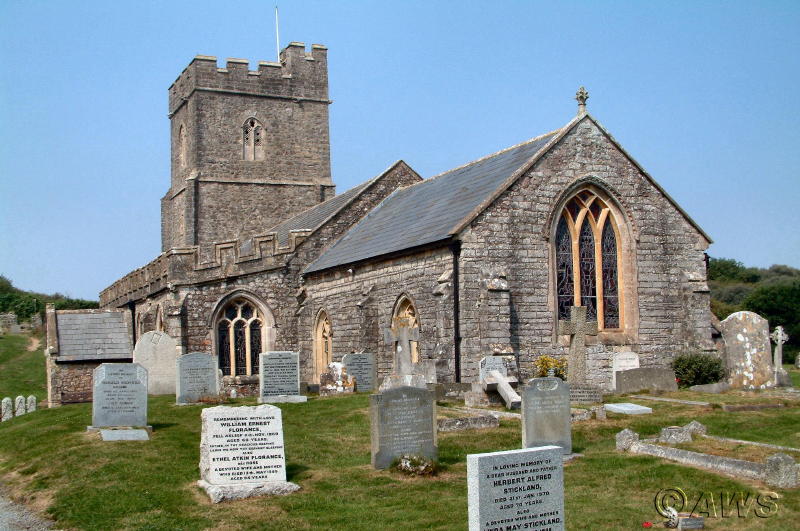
<box><xmin>611</xmin><ymin>351</ymin><xmax>640</xmax><ymax>390</ymax></box>
<box><xmin>133</xmin><ymin>331</ymin><xmax>178</xmax><ymax>395</ymax></box>
<box><xmin>0</xmin><ymin>397</ymin><xmax>11</xmax><ymax>421</ymax></box>
<box><xmin>26</xmin><ymin>395</ymin><xmax>36</xmax><ymax>412</ymax></box>
<box><xmin>14</xmin><ymin>396</ymin><xmax>25</xmax><ymax>417</ymax></box>
<box><xmin>198</xmin><ymin>404</ymin><xmax>300</xmax><ymax>503</ymax></box>
<box><xmin>479</xmin><ymin>356</ymin><xmax>507</xmax><ymax>383</ymax></box>
<box><xmin>467</xmin><ymin>446</ymin><xmax>565</xmax><ymax>531</ymax></box>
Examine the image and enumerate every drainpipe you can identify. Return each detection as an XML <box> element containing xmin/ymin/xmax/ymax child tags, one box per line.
<box><xmin>450</xmin><ymin>240</ymin><xmax>462</xmax><ymax>383</ymax></box>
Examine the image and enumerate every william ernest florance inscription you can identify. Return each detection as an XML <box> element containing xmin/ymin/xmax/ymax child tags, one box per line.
<box><xmin>201</xmin><ymin>405</ymin><xmax>287</xmax><ymax>484</ymax></box>
<box><xmin>467</xmin><ymin>446</ymin><xmax>565</xmax><ymax>531</ymax></box>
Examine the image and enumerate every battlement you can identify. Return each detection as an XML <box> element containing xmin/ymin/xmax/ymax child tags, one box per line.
<box><xmin>100</xmin><ymin>228</ymin><xmax>313</xmax><ymax>308</ymax></box>
<box><xmin>168</xmin><ymin>42</ymin><xmax>329</xmax><ymax>116</ymax></box>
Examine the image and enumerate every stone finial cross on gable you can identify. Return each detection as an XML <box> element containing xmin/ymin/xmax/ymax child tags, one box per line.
<box><xmin>770</xmin><ymin>326</ymin><xmax>790</xmax><ymax>378</ymax></box>
<box><xmin>383</xmin><ymin>316</ymin><xmax>419</xmax><ymax>378</ymax></box>
<box><xmin>557</xmin><ymin>306</ymin><xmax>598</xmax><ymax>384</ymax></box>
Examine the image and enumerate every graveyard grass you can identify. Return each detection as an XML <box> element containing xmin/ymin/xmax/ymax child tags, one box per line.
<box><xmin>0</xmin><ymin>338</ymin><xmax>798</xmax><ymax>529</ymax></box>
<box><xmin>0</xmin><ymin>332</ymin><xmax>46</xmax><ymax>399</ymax></box>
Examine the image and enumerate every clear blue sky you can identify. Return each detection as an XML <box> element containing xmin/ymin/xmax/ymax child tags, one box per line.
<box><xmin>1</xmin><ymin>1</ymin><xmax>798</xmax><ymax>300</ymax></box>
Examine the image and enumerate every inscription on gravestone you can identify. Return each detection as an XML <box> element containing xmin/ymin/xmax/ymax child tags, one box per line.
<box><xmin>467</xmin><ymin>446</ymin><xmax>565</xmax><ymax>531</ymax></box>
<box><xmin>521</xmin><ymin>377</ymin><xmax>572</xmax><ymax>454</ymax></box>
<box><xmin>261</xmin><ymin>352</ymin><xmax>300</xmax><ymax>395</ymax></box>
<box><xmin>479</xmin><ymin>356</ymin><xmax>507</xmax><ymax>383</ymax></box>
<box><xmin>370</xmin><ymin>386</ymin><xmax>437</xmax><ymax>469</ymax></box>
<box><xmin>176</xmin><ymin>352</ymin><xmax>219</xmax><ymax>405</ymax></box>
<box><xmin>92</xmin><ymin>363</ymin><xmax>148</xmax><ymax>428</ymax></box>
<box><xmin>342</xmin><ymin>352</ymin><xmax>377</xmax><ymax>392</ymax></box>
<box><xmin>611</xmin><ymin>351</ymin><xmax>639</xmax><ymax>390</ymax></box>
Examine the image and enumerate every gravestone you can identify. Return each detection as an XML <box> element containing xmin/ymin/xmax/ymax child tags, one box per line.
<box><xmin>604</xmin><ymin>402</ymin><xmax>652</xmax><ymax>415</ymax></box>
<box><xmin>483</xmin><ymin>370</ymin><xmax>521</xmax><ymax>410</ymax></box>
<box><xmin>132</xmin><ymin>330</ymin><xmax>178</xmax><ymax>395</ymax></box>
<box><xmin>383</xmin><ymin>316</ymin><xmax>419</xmax><ymax>379</ymax></box>
<box><xmin>719</xmin><ymin>311</ymin><xmax>773</xmax><ymax>389</ymax></box>
<box><xmin>770</xmin><ymin>326</ymin><xmax>792</xmax><ymax>387</ymax></box>
<box><xmin>521</xmin><ymin>377</ymin><xmax>572</xmax><ymax>454</ymax></box>
<box><xmin>342</xmin><ymin>352</ymin><xmax>377</xmax><ymax>392</ymax></box>
<box><xmin>467</xmin><ymin>446</ymin><xmax>565</xmax><ymax>531</ymax></box>
<box><xmin>1</xmin><ymin>397</ymin><xmax>11</xmax><ymax>421</ymax></box>
<box><xmin>14</xmin><ymin>396</ymin><xmax>25</xmax><ymax>416</ymax></box>
<box><xmin>26</xmin><ymin>395</ymin><xmax>36</xmax><ymax>412</ymax></box>
<box><xmin>615</xmin><ymin>367</ymin><xmax>678</xmax><ymax>394</ymax></box>
<box><xmin>198</xmin><ymin>404</ymin><xmax>300</xmax><ymax>503</ymax></box>
<box><xmin>611</xmin><ymin>351</ymin><xmax>640</xmax><ymax>390</ymax></box>
<box><xmin>259</xmin><ymin>352</ymin><xmax>307</xmax><ymax>403</ymax></box>
<box><xmin>90</xmin><ymin>363</ymin><xmax>148</xmax><ymax>429</ymax></box>
<box><xmin>479</xmin><ymin>356</ymin><xmax>507</xmax><ymax>382</ymax></box>
<box><xmin>176</xmin><ymin>352</ymin><xmax>220</xmax><ymax>405</ymax></box>
<box><xmin>370</xmin><ymin>385</ymin><xmax>437</xmax><ymax>469</ymax></box>
<box><xmin>558</xmin><ymin>306</ymin><xmax>597</xmax><ymax>385</ymax></box>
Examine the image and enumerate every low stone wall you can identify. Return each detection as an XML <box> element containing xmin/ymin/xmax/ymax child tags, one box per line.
<box><xmin>46</xmin><ymin>359</ymin><xmax>96</xmax><ymax>407</ymax></box>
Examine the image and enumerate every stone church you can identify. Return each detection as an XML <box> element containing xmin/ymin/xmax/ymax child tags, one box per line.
<box><xmin>98</xmin><ymin>42</ymin><xmax>714</xmax><ymax>395</ymax></box>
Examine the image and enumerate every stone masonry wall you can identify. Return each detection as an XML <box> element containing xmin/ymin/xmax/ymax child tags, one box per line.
<box><xmin>458</xmin><ymin>117</ymin><xmax>712</xmax><ymax>386</ymax></box>
<box><xmin>301</xmin><ymin>247</ymin><xmax>455</xmax><ymax>383</ymax></box>
<box><xmin>46</xmin><ymin>359</ymin><xmax>96</xmax><ymax>407</ymax></box>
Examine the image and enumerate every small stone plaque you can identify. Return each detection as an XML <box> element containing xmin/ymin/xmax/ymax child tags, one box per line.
<box><xmin>521</xmin><ymin>377</ymin><xmax>572</xmax><ymax>454</ymax></box>
<box><xmin>569</xmin><ymin>383</ymin><xmax>602</xmax><ymax>404</ymax></box>
<box><xmin>616</xmin><ymin>367</ymin><xmax>678</xmax><ymax>394</ymax></box>
<box><xmin>259</xmin><ymin>351</ymin><xmax>301</xmax><ymax>399</ymax></box>
<box><xmin>133</xmin><ymin>331</ymin><xmax>178</xmax><ymax>395</ymax></box>
<box><xmin>100</xmin><ymin>429</ymin><xmax>150</xmax><ymax>441</ymax></box>
<box><xmin>467</xmin><ymin>446</ymin><xmax>565</xmax><ymax>531</ymax></box>
<box><xmin>342</xmin><ymin>352</ymin><xmax>377</xmax><ymax>392</ymax></box>
<box><xmin>91</xmin><ymin>363</ymin><xmax>148</xmax><ymax>428</ymax></box>
<box><xmin>370</xmin><ymin>386</ymin><xmax>437</xmax><ymax>469</ymax></box>
<box><xmin>611</xmin><ymin>351</ymin><xmax>639</xmax><ymax>390</ymax></box>
<box><xmin>176</xmin><ymin>352</ymin><xmax>219</xmax><ymax>405</ymax></box>
<box><xmin>198</xmin><ymin>404</ymin><xmax>300</xmax><ymax>502</ymax></box>
<box><xmin>479</xmin><ymin>356</ymin><xmax>507</xmax><ymax>383</ymax></box>
<box><xmin>604</xmin><ymin>402</ymin><xmax>652</xmax><ymax>415</ymax></box>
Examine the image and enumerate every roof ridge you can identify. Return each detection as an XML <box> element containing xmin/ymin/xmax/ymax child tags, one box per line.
<box><xmin>421</xmin><ymin>127</ymin><xmax>564</xmax><ymax>184</ymax></box>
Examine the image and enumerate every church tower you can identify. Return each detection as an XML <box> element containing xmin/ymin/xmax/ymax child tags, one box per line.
<box><xmin>161</xmin><ymin>43</ymin><xmax>335</xmax><ymax>251</ymax></box>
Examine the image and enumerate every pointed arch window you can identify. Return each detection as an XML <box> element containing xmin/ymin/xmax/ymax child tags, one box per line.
<box><xmin>215</xmin><ymin>298</ymin><xmax>266</xmax><ymax>376</ymax></box>
<box><xmin>554</xmin><ymin>190</ymin><xmax>622</xmax><ymax>329</ymax></box>
<box><xmin>393</xmin><ymin>297</ymin><xmax>420</xmax><ymax>363</ymax></box>
<box><xmin>313</xmin><ymin>311</ymin><xmax>333</xmax><ymax>382</ymax></box>
<box><xmin>178</xmin><ymin>125</ymin><xmax>188</xmax><ymax>169</ymax></box>
<box><xmin>242</xmin><ymin>118</ymin><xmax>265</xmax><ymax>161</ymax></box>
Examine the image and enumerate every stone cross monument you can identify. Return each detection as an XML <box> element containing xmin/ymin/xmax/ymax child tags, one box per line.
<box><xmin>770</xmin><ymin>326</ymin><xmax>791</xmax><ymax>385</ymax></box>
<box><xmin>383</xmin><ymin>316</ymin><xmax>419</xmax><ymax>378</ymax></box>
<box><xmin>557</xmin><ymin>306</ymin><xmax>598</xmax><ymax>385</ymax></box>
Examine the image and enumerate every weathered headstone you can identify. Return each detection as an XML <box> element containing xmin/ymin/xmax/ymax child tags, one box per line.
<box><xmin>604</xmin><ymin>402</ymin><xmax>652</xmax><ymax>415</ymax></box>
<box><xmin>770</xmin><ymin>326</ymin><xmax>792</xmax><ymax>387</ymax></box>
<box><xmin>133</xmin><ymin>330</ymin><xmax>178</xmax><ymax>395</ymax></box>
<box><xmin>384</xmin><ymin>316</ymin><xmax>419</xmax><ymax>379</ymax></box>
<box><xmin>0</xmin><ymin>397</ymin><xmax>11</xmax><ymax>421</ymax></box>
<box><xmin>611</xmin><ymin>351</ymin><xmax>640</xmax><ymax>390</ymax></box>
<box><xmin>14</xmin><ymin>396</ymin><xmax>25</xmax><ymax>416</ymax></box>
<box><xmin>319</xmin><ymin>362</ymin><xmax>355</xmax><ymax>396</ymax></box>
<box><xmin>479</xmin><ymin>356</ymin><xmax>507</xmax><ymax>382</ymax></box>
<box><xmin>615</xmin><ymin>367</ymin><xmax>678</xmax><ymax>394</ymax></box>
<box><xmin>370</xmin><ymin>385</ymin><xmax>437</xmax><ymax>469</ymax></box>
<box><xmin>26</xmin><ymin>395</ymin><xmax>36</xmax><ymax>412</ymax></box>
<box><xmin>90</xmin><ymin>363</ymin><xmax>148</xmax><ymax>429</ymax></box>
<box><xmin>198</xmin><ymin>404</ymin><xmax>300</xmax><ymax>503</ymax></box>
<box><xmin>342</xmin><ymin>352</ymin><xmax>377</xmax><ymax>392</ymax></box>
<box><xmin>467</xmin><ymin>446</ymin><xmax>565</xmax><ymax>531</ymax></box>
<box><xmin>558</xmin><ymin>306</ymin><xmax>597</xmax><ymax>385</ymax></box>
<box><xmin>521</xmin><ymin>377</ymin><xmax>572</xmax><ymax>454</ymax></box>
<box><xmin>719</xmin><ymin>311</ymin><xmax>773</xmax><ymax>389</ymax></box>
<box><xmin>568</xmin><ymin>383</ymin><xmax>603</xmax><ymax>404</ymax></box>
<box><xmin>483</xmin><ymin>370</ymin><xmax>521</xmax><ymax>410</ymax></box>
<box><xmin>259</xmin><ymin>352</ymin><xmax>307</xmax><ymax>403</ymax></box>
<box><xmin>176</xmin><ymin>352</ymin><xmax>220</xmax><ymax>404</ymax></box>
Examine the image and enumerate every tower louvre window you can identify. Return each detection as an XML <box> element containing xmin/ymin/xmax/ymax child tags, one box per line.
<box><xmin>242</xmin><ymin>118</ymin><xmax>265</xmax><ymax>161</ymax></box>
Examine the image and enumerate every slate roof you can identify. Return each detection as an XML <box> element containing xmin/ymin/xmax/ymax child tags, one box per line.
<box><xmin>269</xmin><ymin>179</ymin><xmax>373</xmax><ymax>247</ymax></box>
<box><xmin>55</xmin><ymin>310</ymin><xmax>133</xmax><ymax>362</ymax></box>
<box><xmin>304</xmin><ymin>131</ymin><xmax>560</xmax><ymax>273</ymax></box>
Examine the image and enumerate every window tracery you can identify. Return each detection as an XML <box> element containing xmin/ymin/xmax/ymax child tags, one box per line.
<box><xmin>215</xmin><ymin>298</ymin><xmax>265</xmax><ymax>376</ymax></box>
<box><xmin>242</xmin><ymin>118</ymin><xmax>265</xmax><ymax>161</ymax></box>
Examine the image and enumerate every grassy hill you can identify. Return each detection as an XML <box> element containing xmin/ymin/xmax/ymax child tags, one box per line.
<box><xmin>0</xmin><ymin>334</ymin><xmax>798</xmax><ymax>530</ymax></box>
<box><xmin>0</xmin><ymin>333</ymin><xmax>47</xmax><ymax>400</ymax></box>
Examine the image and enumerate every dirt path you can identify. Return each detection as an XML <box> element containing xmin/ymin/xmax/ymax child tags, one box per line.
<box><xmin>26</xmin><ymin>337</ymin><xmax>41</xmax><ymax>352</ymax></box>
<box><xmin>0</xmin><ymin>486</ymin><xmax>53</xmax><ymax>530</ymax></box>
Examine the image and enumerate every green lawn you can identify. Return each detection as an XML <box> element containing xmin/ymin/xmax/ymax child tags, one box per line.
<box><xmin>0</xmin><ymin>336</ymin><xmax>798</xmax><ymax>530</ymax></box>
<box><xmin>0</xmin><ymin>332</ymin><xmax>46</xmax><ymax>400</ymax></box>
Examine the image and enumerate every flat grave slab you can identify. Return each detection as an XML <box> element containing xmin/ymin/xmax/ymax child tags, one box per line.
<box><xmin>628</xmin><ymin>395</ymin><xmax>710</xmax><ymax>406</ymax></box>
<box><xmin>604</xmin><ymin>402</ymin><xmax>652</xmax><ymax>415</ymax></box>
<box><xmin>100</xmin><ymin>429</ymin><xmax>150</xmax><ymax>441</ymax></box>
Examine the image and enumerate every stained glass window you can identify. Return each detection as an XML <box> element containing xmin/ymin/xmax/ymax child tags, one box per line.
<box><xmin>579</xmin><ymin>218</ymin><xmax>597</xmax><ymax>321</ymax></box>
<box><xmin>216</xmin><ymin>298</ymin><xmax>267</xmax><ymax>376</ymax></box>
<box><xmin>556</xmin><ymin>216</ymin><xmax>574</xmax><ymax>320</ymax></box>
<box><xmin>602</xmin><ymin>222</ymin><xmax>620</xmax><ymax>328</ymax></box>
<box><xmin>556</xmin><ymin>190</ymin><xmax>622</xmax><ymax>330</ymax></box>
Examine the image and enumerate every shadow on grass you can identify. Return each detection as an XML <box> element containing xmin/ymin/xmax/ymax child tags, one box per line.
<box><xmin>150</xmin><ymin>422</ymin><xmax>179</xmax><ymax>430</ymax></box>
<box><xmin>286</xmin><ymin>462</ymin><xmax>310</xmax><ymax>481</ymax></box>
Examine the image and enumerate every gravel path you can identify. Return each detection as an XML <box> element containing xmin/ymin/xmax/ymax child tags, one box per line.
<box><xmin>0</xmin><ymin>486</ymin><xmax>54</xmax><ymax>531</ymax></box>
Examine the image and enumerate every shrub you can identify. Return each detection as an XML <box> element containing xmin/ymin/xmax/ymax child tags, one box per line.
<box><xmin>533</xmin><ymin>355</ymin><xmax>567</xmax><ymax>380</ymax></box>
<box><xmin>671</xmin><ymin>354</ymin><xmax>725</xmax><ymax>388</ymax></box>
